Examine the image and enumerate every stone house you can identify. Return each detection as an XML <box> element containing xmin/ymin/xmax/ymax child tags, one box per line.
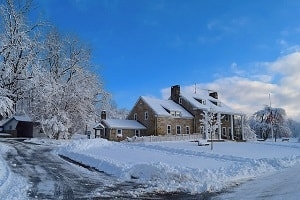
<box><xmin>127</xmin><ymin>85</ymin><xmax>244</xmax><ymax>140</ymax></box>
<box><xmin>170</xmin><ymin>85</ymin><xmax>245</xmax><ymax>140</ymax></box>
<box><xmin>127</xmin><ymin>96</ymin><xmax>194</xmax><ymax>136</ymax></box>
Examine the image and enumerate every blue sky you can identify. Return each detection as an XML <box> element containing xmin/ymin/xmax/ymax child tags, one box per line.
<box><xmin>38</xmin><ymin>0</ymin><xmax>300</xmax><ymax>120</ymax></box>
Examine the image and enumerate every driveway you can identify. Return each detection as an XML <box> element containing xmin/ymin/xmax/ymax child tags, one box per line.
<box><xmin>2</xmin><ymin>139</ymin><xmax>146</xmax><ymax>199</ymax></box>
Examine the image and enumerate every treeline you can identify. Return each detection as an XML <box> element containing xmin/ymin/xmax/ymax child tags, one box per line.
<box><xmin>0</xmin><ymin>0</ymin><xmax>126</xmax><ymax>139</ymax></box>
<box><xmin>244</xmin><ymin>105</ymin><xmax>300</xmax><ymax>140</ymax></box>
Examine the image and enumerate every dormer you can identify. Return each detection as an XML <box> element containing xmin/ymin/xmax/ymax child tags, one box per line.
<box><xmin>194</xmin><ymin>97</ymin><xmax>206</xmax><ymax>105</ymax></box>
<box><xmin>162</xmin><ymin>106</ymin><xmax>181</xmax><ymax>117</ymax></box>
<box><xmin>169</xmin><ymin>110</ymin><xmax>182</xmax><ymax>117</ymax></box>
<box><xmin>210</xmin><ymin>100</ymin><xmax>221</xmax><ymax>106</ymax></box>
<box><xmin>209</xmin><ymin>91</ymin><xmax>218</xmax><ymax>99</ymax></box>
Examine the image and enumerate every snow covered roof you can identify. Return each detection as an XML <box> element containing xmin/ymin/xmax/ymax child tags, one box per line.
<box><xmin>140</xmin><ymin>96</ymin><xmax>194</xmax><ymax>118</ymax></box>
<box><xmin>180</xmin><ymin>91</ymin><xmax>243</xmax><ymax>115</ymax></box>
<box><xmin>102</xmin><ymin>119</ymin><xmax>147</xmax><ymax>129</ymax></box>
<box><xmin>0</xmin><ymin>115</ymin><xmax>32</xmax><ymax>126</ymax></box>
<box><xmin>13</xmin><ymin>115</ymin><xmax>32</xmax><ymax>122</ymax></box>
<box><xmin>93</xmin><ymin>123</ymin><xmax>105</xmax><ymax>129</ymax></box>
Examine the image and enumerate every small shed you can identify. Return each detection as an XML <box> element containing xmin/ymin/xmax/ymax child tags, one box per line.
<box><xmin>100</xmin><ymin>119</ymin><xmax>147</xmax><ymax>141</ymax></box>
<box><xmin>0</xmin><ymin>115</ymin><xmax>33</xmax><ymax>138</ymax></box>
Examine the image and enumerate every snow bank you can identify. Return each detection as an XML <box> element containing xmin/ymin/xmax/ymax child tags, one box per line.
<box><xmin>0</xmin><ymin>142</ymin><xmax>29</xmax><ymax>200</ymax></box>
<box><xmin>56</xmin><ymin>138</ymin><xmax>300</xmax><ymax>194</ymax></box>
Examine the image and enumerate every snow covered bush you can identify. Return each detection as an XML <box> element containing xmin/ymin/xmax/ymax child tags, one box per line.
<box><xmin>43</xmin><ymin>116</ymin><xmax>69</xmax><ymax>139</ymax></box>
<box><xmin>286</xmin><ymin>119</ymin><xmax>300</xmax><ymax>138</ymax></box>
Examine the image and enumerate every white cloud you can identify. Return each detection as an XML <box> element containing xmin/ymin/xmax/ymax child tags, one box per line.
<box><xmin>161</xmin><ymin>52</ymin><xmax>300</xmax><ymax>121</ymax></box>
<box><xmin>251</xmin><ymin>75</ymin><xmax>273</xmax><ymax>82</ymax></box>
<box><xmin>270</xmin><ymin>52</ymin><xmax>300</xmax><ymax>74</ymax></box>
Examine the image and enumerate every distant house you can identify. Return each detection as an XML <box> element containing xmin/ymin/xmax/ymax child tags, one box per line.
<box><xmin>0</xmin><ymin>115</ymin><xmax>33</xmax><ymax>138</ymax></box>
<box><xmin>98</xmin><ymin>111</ymin><xmax>146</xmax><ymax>141</ymax></box>
<box><xmin>127</xmin><ymin>96</ymin><xmax>194</xmax><ymax>136</ymax></box>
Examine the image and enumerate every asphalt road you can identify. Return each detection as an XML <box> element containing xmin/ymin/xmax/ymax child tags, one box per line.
<box><xmin>213</xmin><ymin>163</ymin><xmax>300</xmax><ymax>200</ymax></box>
<box><xmin>2</xmin><ymin>139</ymin><xmax>213</xmax><ymax>200</ymax></box>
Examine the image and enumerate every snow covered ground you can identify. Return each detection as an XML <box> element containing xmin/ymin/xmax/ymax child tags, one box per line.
<box><xmin>56</xmin><ymin>137</ymin><xmax>300</xmax><ymax>195</ymax></box>
<box><xmin>1</xmin><ymin>137</ymin><xmax>300</xmax><ymax>198</ymax></box>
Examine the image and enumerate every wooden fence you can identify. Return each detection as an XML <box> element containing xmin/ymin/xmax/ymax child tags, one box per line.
<box><xmin>124</xmin><ymin>134</ymin><xmax>204</xmax><ymax>143</ymax></box>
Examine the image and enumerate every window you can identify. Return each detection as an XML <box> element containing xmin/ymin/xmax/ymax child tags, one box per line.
<box><xmin>167</xmin><ymin>125</ymin><xmax>171</xmax><ymax>134</ymax></box>
<box><xmin>175</xmin><ymin>111</ymin><xmax>181</xmax><ymax>117</ymax></box>
<box><xmin>135</xmin><ymin>130</ymin><xmax>140</xmax><ymax>137</ymax></box>
<box><xmin>134</xmin><ymin>113</ymin><xmax>137</xmax><ymax>120</ymax></box>
<box><xmin>176</xmin><ymin>125</ymin><xmax>181</xmax><ymax>134</ymax></box>
<box><xmin>145</xmin><ymin>111</ymin><xmax>148</xmax><ymax>120</ymax></box>
<box><xmin>170</xmin><ymin>111</ymin><xmax>181</xmax><ymax>117</ymax></box>
<box><xmin>117</xmin><ymin>129</ymin><xmax>122</xmax><ymax>137</ymax></box>
<box><xmin>179</xmin><ymin>97</ymin><xmax>182</xmax><ymax>104</ymax></box>
<box><xmin>225</xmin><ymin>115</ymin><xmax>229</xmax><ymax>121</ymax></box>
<box><xmin>186</xmin><ymin>126</ymin><xmax>190</xmax><ymax>134</ymax></box>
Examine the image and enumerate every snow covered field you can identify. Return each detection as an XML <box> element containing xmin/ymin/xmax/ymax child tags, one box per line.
<box><xmin>56</xmin><ymin>137</ymin><xmax>300</xmax><ymax>195</ymax></box>
<box><xmin>1</xmin><ymin>137</ymin><xmax>300</xmax><ymax>198</ymax></box>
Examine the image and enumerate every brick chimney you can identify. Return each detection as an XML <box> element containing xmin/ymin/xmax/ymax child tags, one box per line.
<box><xmin>171</xmin><ymin>85</ymin><xmax>180</xmax><ymax>103</ymax></box>
<box><xmin>101</xmin><ymin>110</ymin><xmax>107</xmax><ymax>120</ymax></box>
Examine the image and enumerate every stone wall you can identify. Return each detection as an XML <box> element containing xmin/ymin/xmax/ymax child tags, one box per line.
<box><xmin>127</xmin><ymin>98</ymin><xmax>156</xmax><ymax>136</ymax></box>
<box><xmin>156</xmin><ymin>117</ymin><xmax>194</xmax><ymax>135</ymax></box>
